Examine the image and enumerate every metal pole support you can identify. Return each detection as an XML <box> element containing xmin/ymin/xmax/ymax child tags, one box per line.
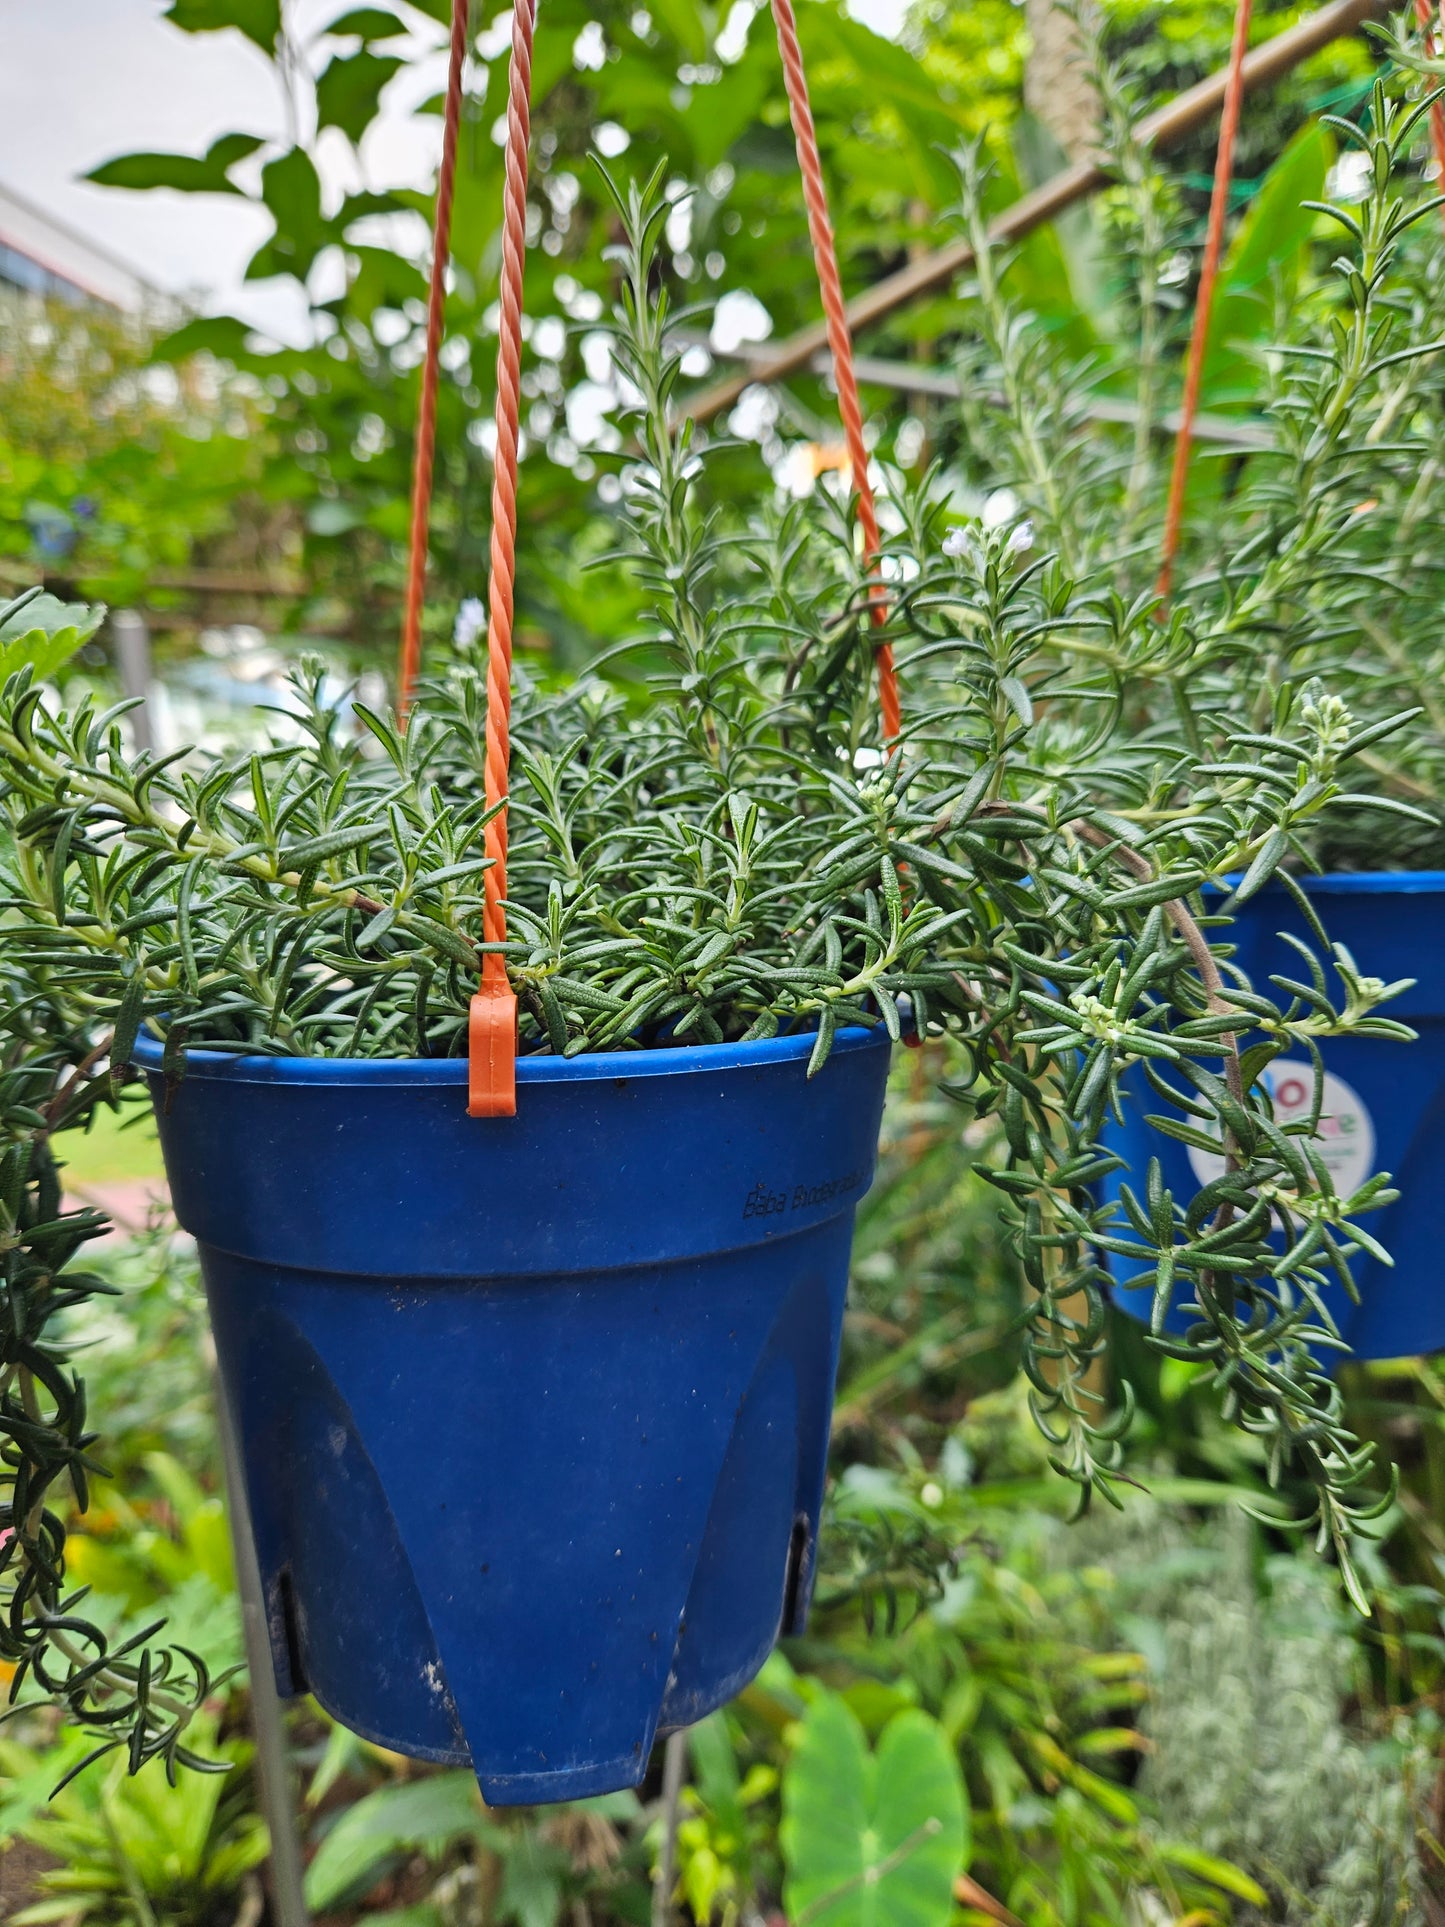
<box><xmin>652</xmin><ymin>1729</ymin><xmax>687</xmax><ymax>1927</ymax></box>
<box><xmin>110</xmin><ymin>610</ymin><xmax>155</xmax><ymax>756</ymax></box>
<box><xmin>216</xmin><ymin>1383</ymin><xmax>310</xmax><ymax>1927</ymax></box>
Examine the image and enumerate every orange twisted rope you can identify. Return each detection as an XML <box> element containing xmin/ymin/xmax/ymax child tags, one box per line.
<box><xmin>770</xmin><ymin>0</ymin><xmax>902</xmax><ymax>748</ymax></box>
<box><xmin>467</xmin><ymin>0</ymin><xmax>534</xmax><ymax>1118</ymax></box>
<box><xmin>398</xmin><ymin>0</ymin><xmax>470</xmax><ymax>717</ymax></box>
<box><xmin>1416</xmin><ymin>0</ymin><xmax>1445</xmax><ymax>234</ymax></box>
<box><xmin>402</xmin><ymin>0</ymin><xmax>902</xmax><ymax>1109</ymax></box>
<box><xmin>1157</xmin><ymin>0</ymin><xmax>1253</xmax><ymax>600</ymax></box>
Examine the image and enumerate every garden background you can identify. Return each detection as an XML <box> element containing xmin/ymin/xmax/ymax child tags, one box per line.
<box><xmin>3</xmin><ymin>2</ymin><xmax>1444</xmax><ymax>1923</ymax></box>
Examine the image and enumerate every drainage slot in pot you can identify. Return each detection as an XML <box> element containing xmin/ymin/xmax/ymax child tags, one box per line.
<box><xmin>275</xmin><ymin>1568</ymin><xmax>308</xmax><ymax>1697</ymax></box>
<box><xmin>781</xmin><ymin>1515</ymin><xmax>812</xmax><ymax>1634</ymax></box>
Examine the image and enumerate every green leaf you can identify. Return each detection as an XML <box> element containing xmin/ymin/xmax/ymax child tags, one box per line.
<box><xmin>497</xmin><ymin>1830</ymin><xmax>571</xmax><ymax>1927</ymax></box>
<box><xmin>1200</xmin><ymin>121</ymin><xmax>1336</xmax><ymax>410</ymax></box>
<box><xmin>162</xmin><ymin>0</ymin><xmax>283</xmax><ymax>54</ymax></box>
<box><xmin>1157</xmin><ymin>1842</ymin><xmax>1269</xmax><ymax>1905</ymax></box>
<box><xmin>250</xmin><ymin>147</ymin><xmax>328</xmax><ymax>280</ymax></box>
<box><xmin>303</xmin><ymin>1771</ymin><xmax>485</xmax><ymax>1911</ymax></box>
<box><xmin>323</xmin><ymin>5</ymin><xmax>408</xmax><ymax>40</ymax></box>
<box><xmin>781</xmin><ymin>1693</ymin><xmax>967</xmax><ymax>1927</ymax></box>
<box><xmin>316</xmin><ymin>49</ymin><xmax>405</xmax><ymax>145</ymax></box>
<box><xmin>153</xmin><ymin>314</ymin><xmax>258</xmax><ymax>365</ymax></box>
<box><xmin>0</xmin><ymin>592</ymin><xmax>104</xmax><ymax>684</ymax></box>
<box><xmin>647</xmin><ymin>0</ymin><xmax>708</xmax><ymax>61</ymax></box>
<box><xmin>1008</xmin><ymin>114</ymin><xmax>1119</xmax><ymax>356</ymax></box>
<box><xmin>86</xmin><ymin>132</ymin><xmax>263</xmax><ymax>196</ymax></box>
<box><xmin>355</xmin><ymin>1911</ymin><xmax>445</xmax><ymax>1927</ymax></box>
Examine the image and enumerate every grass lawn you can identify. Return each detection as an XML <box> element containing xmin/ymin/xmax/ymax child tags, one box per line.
<box><xmin>56</xmin><ymin>1099</ymin><xmax>166</xmax><ymax>1189</ymax></box>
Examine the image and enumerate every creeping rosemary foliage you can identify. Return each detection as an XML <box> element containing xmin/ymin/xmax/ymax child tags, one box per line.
<box><xmin>1</xmin><ymin>595</ymin><xmax>223</xmax><ymax>1781</ymax></box>
<box><xmin>3</xmin><ymin>55</ymin><xmax>1443</xmax><ymax>1764</ymax></box>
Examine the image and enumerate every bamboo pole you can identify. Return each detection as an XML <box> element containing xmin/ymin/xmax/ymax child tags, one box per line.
<box><xmin>688</xmin><ymin>0</ymin><xmax>1385</xmax><ymax>425</ymax></box>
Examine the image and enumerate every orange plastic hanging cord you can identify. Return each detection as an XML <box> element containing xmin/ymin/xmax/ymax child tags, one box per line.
<box><xmin>398</xmin><ymin>0</ymin><xmax>471</xmax><ymax>720</ymax></box>
<box><xmin>408</xmin><ymin>0</ymin><xmax>900</xmax><ymax>1114</ymax></box>
<box><xmin>770</xmin><ymin>0</ymin><xmax>902</xmax><ymax>750</ymax></box>
<box><xmin>1157</xmin><ymin>0</ymin><xmax>1253</xmax><ymax>601</ymax></box>
<box><xmin>1415</xmin><ymin>0</ymin><xmax>1445</xmax><ymax>231</ymax></box>
<box><xmin>467</xmin><ymin>0</ymin><xmax>535</xmax><ymax>1119</ymax></box>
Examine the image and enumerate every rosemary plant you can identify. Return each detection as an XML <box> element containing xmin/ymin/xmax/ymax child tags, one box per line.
<box><xmin>1</xmin><ymin>96</ymin><xmax>1437</xmax><ymax>1764</ymax></box>
<box><xmin>947</xmin><ymin>27</ymin><xmax>1445</xmax><ymax>868</ymax></box>
<box><xmin>1</xmin><ymin>594</ymin><xmax>222</xmax><ymax>1781</ymax></box>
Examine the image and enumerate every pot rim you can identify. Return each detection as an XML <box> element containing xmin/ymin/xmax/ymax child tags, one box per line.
<box><xmin>1288</xmin><ymin>870</ymin><xmax>1445</xmax><ymax>894</ymax></box>
<box><xmin>129</xmin><ymin>1020</ymin><xmax>889</xmax><ymax>1087</ymax></box>
<box><xmin>1217</xmin><ymin>869</ymin><xmax>1445</xmax><ymax>896</ymax></box>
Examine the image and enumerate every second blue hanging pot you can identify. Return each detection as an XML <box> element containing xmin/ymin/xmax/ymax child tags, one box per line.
<box><xmin>1101</xmin><ymin>873</ymin><xmax>1445</xmax><ymax>1360</ymax></box>
<box><xmin>133</xmin><ymin>1025</ymin><xmax>891</xmax><ymax>1805</ymax></box>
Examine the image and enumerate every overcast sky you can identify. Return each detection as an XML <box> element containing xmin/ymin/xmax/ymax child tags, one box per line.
<box><xmin>0</xmin><ymin>0</ymin><xmax>450</xmax><ymax>338</ymax></box>
<box><xmin>0</xmin><ymin>0</ymin><xmax>905</xmax><ymax>340</ymax></box>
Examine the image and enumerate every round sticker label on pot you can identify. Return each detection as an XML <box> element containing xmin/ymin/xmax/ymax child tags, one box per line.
<box><xmin>1185</xmin><ymin>1060</ymin><xmax>1375</xmax><ymax>1199</ymax></box>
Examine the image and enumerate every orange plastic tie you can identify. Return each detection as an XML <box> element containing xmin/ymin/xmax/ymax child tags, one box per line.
<box><xmin>398</xmin><ymin>0</ymin><xmax>470</xmax><ymax>717</ymax></box>
<box><xmin>467</xmin><ymin>0</ymin><xmax>536</xmax><ymax>1118</ymax></box>
<box><xmin>1416</xmin><ymin>0</ymin><xmax>1445</xmax><ymax>233</ymax></box>
<box><xmin>1157</xmin><ymin>0</ymin><xmax>1253</xmax><ymax>601</ymax></box>
<box><xmin>469</xmin><ymin>953</ymin><xmax>517</xmax><ymax>1118</ymax></box>
<box><xmin>770</xmin><ymin>0</ymin><xmax>901</xmax><ymax>749</ymax></box>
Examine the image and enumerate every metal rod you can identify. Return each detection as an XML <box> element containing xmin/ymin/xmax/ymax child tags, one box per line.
<box><xmin>216</xmin><ymin>1382</ymin><xmax>310</xmax><ymax>1927</ymax></box>
<box><xmin>688</xmin><ymin>0</ymin><xmax>1385</xmax><ymax>424</ymax></box>
<box><xmin>677</xmin><ymin>331</ymin><xmax>1274</xmax><ymax>448</ymax></box>
<box><xmin>853</xmin><ymin>353</ymin><xmax>1272</xmax><ymax>448</ymax></box>
<box><xmin>110</xmin><ymin>610</ymin><xmax>155</xmax><ymax>757</ymax></box>
<box><xmin>651</xmin><ymin>1729</ymin><xmax>688</xmax><ymax>1927</ymax></box>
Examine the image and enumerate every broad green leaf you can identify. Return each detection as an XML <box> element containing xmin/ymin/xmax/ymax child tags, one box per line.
<box><xmin>805</xmin><ymin>8</ymin><xmax>970</xmax><ymax>136</ymax></box>
<box><xmin>106</xmin><ymin>1746</ymin><xmax>228</xmax><ymax>1886</ymax></box>
<box><xmin>87</xmin><ymin>132</ymin><xmax>263</xmax><ymax>196</ymax></box>
<box><xmin>163</xmin><ymin>0</ymin><xmax>283</xmax><ymax>53</ymax></box>
<box><xmin>154</xmin><ymin>314</ymin><xmax>258</xmax><ymax>365</ymax></box>
<box><xmin>316</xmin><ymin>49</ymin><xmax>405</xmax><ymax>144</ymax></box>
<box><xmin>204</xmin><ymin>1821</ymin><xmax>274</xmax><ymax>1888</ymax></box>
<box><xmin>0</xmin><ymin>591</ymin><xmax>104</xmax><ymax>685</ymax></box>
<box><xmin>681</xmin><ymin>52</ymin><xmax>774</xmax><ymax>172</ymax></box>
<box><xmin>355</xmin><ymin>1911</ymin><xmax>445</xmax><ymax>1927</ymax></box>
<box><xmin>781</xmin><ymin>1693</ymin><xmax>967</xmax><ymax>1927</ymax></box>
<box><xmin>303</xmin><ymin>1771</ymin><xmax>486</xmax><ymax>1910</ymax></box>
<box><xmin>1010</xmin><ymin>114</ymin><xmax>1119</xmax><ymax>352</ymax></box>
<box><xmin>689</xmin><ymin>1711</ymin><xmax>744</xmax><ymax>1805</ymax></box>
<box><xmin>323</xmin><ymin>5</ymin><xmax>408</xmax><ymax>39</ymax></box>
<box><xmin>648</xmin><ymin>0</ymin><xmax>708</xmax><ymax>62</ymax></box>
<box><xmin>1199</xmin><ymin>120</ymin><xmax>1336</xmax><ymax>410</ymax></box>
<box><xmin>0</xmin><ymin>1734</ymin><xmax>96</xmax><ymax>1847</ymax></box>
<box><xmin>497</xmin><ymin>1830</ymin><xmax>571</xmax><ymax>1927</ymax></box>
<box><xmin>249</xmin><ymin>147</ymin><xmax>328</xmax><ymax>281</ymax></box>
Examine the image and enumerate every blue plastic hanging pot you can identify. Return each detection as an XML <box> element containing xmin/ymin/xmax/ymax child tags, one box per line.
<box><xmin>1100</xmin><ymin>873</ymin><xmax>1445</xmax><ymax>1360</ymax></box>
<box><xmin>133</xmin><ymin>1025</ymin><xmax>890</xmax><ymax>1804</ymax></box>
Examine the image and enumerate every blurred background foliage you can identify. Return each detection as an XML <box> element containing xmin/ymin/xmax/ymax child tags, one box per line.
<box><xmin>4</xmin><ymin>1063</ymin><xmax>1444</xmax><ymax>1924</ymax></box>
<box><xmin>0</xmin><ymin>0</ymin><xmax>1374</xmax><ymax>664</ymax></box>
<box><xmin>5</xmin><ymin>0</ymin><xmax>1445</xmax><ymax>1921</ymax></box>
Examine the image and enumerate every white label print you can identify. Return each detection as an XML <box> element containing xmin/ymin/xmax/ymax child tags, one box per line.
<box><xmin>1185</xmin><ymin>1060</ymin><xmax>1376</xmax><ymax>1200</ymax></box>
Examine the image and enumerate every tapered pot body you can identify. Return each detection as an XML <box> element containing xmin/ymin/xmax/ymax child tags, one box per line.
<box><xmin>134</xmin><ymin>1026</ymin><xmax>892</xmax><ymax>1804</ymax></box>
<box><xmin>1101</xmin><ymin>873</ymin><xmax>1445</xmax><ymax>1360</ymax></box>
